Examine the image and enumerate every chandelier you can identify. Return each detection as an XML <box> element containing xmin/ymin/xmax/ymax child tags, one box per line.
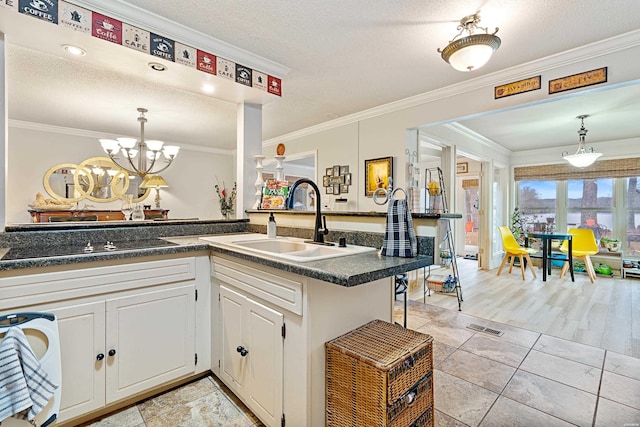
<box><xmin>562</xmin><ymin>115</ymin><xmax>602</xmax><ymax>168</ymax></box>
<box><xmin>438</xmin><ymin>13</ymin><xmax>501</xmax><ymax>72</ymax></box>
<box><xmin>99</xmin><ymin>108</ymin><xmax>180</xmax><ymax>178</ymax></box>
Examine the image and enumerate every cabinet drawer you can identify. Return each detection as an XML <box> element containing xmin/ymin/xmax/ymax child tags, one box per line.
<box><xmin>211</xmin><ymin>256</ymin><xmax>302</xmax><ymax>315</ymax></box>
<box><xmin>387</xmin><ymin>375</ymin><xmax>433</xmax><ymax>427</ymax></box>
<box><xmin>0</xmin><ymin>258</ymin><xmax>197</xmax><ymax>308</ymax></box>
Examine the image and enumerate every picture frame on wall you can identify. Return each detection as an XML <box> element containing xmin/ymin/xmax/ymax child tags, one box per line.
<box><xmin>333</xmin><ymin>165</ymin><xmax>341</xmax><ymax>176</ymax></box>
<box><xmin>456</xmin><ymin>162</ymin><xmax>469</xmax><ymax>174</ymax></box>
<box><xmin>344</xmin><ymin>173</ymin><xmax>352</xmax><ymax>186</ymax></box>
<box><xmin>326</xmin><ymin>186</ymin><xmax>332</xmax><ymax>194</ymax></box>
<box><xmin>364</xmin><ymin>156</ymin><xmax>393</xmax><ymax>197</ymax></box>
<box><xmin>340</xmin><ymin>165</ymin><xmax>349</xmax><ymax>175</ymax></box>
<box><xmin>333</xmin><ymin>184</ymin><xmax>341</xmax><ymax>195</ymax></box>
<box><xmin>323</xmin><ymin>175</ymin><xmax>330</xmax><ymax>187</ymax></box>
<box><xmin>326</xmin><ymin>167</ymin><xmax>333</xmax><ymax>177</ymax></box>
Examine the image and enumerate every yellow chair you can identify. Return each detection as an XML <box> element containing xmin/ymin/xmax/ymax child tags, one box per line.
<box><xmin>559</xmin><ymin>228</ymin><xmax>599</xmax><ymax>283</ymax></box>
<box><xmin>497</xmin><ymin>226</ymin><xmax>537</xmax><ymax>280</ymax></box>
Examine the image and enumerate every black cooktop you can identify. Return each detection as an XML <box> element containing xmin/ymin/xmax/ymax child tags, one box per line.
<box><xmin>1</xmin><ymin>239</ymin><xmax>178</xmax><ymax>261</ymax></box>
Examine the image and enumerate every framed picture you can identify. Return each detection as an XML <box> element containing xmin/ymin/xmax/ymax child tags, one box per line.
<box><xmin>341</xmin><ymin>185</ymin><xmax>349</xmax><ymax>193</ymax></box>
<box><xmin>333</xmin><ymin>184</ymin><xmax>341</xmax><ymax>195</ymax></box>
<box><xmin>333</xmin><ymin>165</ymin><xmax>340</xmax><ymax>176</ymax></box>
<box><xmin>330</xmin><ymin>175</ymin><xmax>344</xmax><ymax>185</ymax></box>
<box><xmin>326</xmin><ymin>167</ymin><xmax>333</xmax><ymax>177</ymax></box>
<box><xmin>456</xmin><ymin>162</ymin><xmax>469</xmax><ymax>174</ymax></box>
<box><xmin>326</xmin><ymin>186</ymin><xmax>332</xmax><ymax>194</ymax></box>
<box><xmin>340</xmin><ymin>165</ymin><xmax>349</xmax><ymax>175</ymax></box>
<box><xmin>323</xmin><ymin>175</ymin><xmax>330</xmax><ymax>187</ymax></box>
<box><xmin>364</xmin><ymin>156</ymin><xmax>393</xmax><ymax>197</ymax></box>
<box><xmin>344</xmin><ymin>173</ymin><xmax>352</xmax><ymax>186</ymax></box>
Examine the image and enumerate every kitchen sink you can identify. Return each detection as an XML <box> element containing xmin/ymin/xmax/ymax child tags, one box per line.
<box><xmin>200</xmin><ymin>234</ymin><xmax>378</xmax><ymax>262</ymax></box>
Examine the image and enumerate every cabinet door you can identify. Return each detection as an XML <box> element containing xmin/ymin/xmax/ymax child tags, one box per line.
<box><xmin>105</xmin><ymin>284</ymin><xmax>196</xmax><ymax>403</ymax></box>
<box><xmin>245</xmin><ymin>297</ymin><xmax>283</xmax><ymax>427</ymax></box>
<box><xmin>219</xmin><ymin>285</ymin><xmax>248</xmax><ymax>395</ymax></box>
<box><xmin>219</xmin><ymin>285</ymin><xmax>283</xmax><ymax>427</ymax></box>
<box><xmin>49</xmin><ymin>301</ymin><xmax>106</xmax><ymax>422</ymax></box>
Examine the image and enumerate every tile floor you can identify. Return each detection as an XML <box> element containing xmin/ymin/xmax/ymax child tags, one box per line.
<box><xmin>84</xmin><ymin>300</ymin><xmax>640</xmax><ymax>427</ymax></box>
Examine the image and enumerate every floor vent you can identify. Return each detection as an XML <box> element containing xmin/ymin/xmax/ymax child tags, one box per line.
<box><xmin>467</xmin><ymin>323</ymin><xmax>504</xmax><ymax>336</ymax></box>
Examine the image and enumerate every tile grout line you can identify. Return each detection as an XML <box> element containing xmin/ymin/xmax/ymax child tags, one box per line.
<box><xmin>591</xmin><ymin>350</ymin><xmax>608</xmax><ymax>427</ymax></box>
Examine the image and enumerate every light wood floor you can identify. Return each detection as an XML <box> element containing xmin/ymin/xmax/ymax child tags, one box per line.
<box><xmin>408</xmin><ymin>258</ymin><xmax>640</xmax><ymax>358</ymax></box>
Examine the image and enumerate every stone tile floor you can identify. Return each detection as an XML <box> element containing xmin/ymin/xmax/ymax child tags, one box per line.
<box><xmin>85</xmin><ymin>300</ymin><xmax>640</xmax><ymax>426</ymax></box>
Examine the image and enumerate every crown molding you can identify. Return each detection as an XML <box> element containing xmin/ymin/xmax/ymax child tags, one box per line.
<box><xmin>9</xmin><ymin>119</ymin><xmax>234</xmax><ymax>155</ymax></box>
<box><xmin>264</xmin><ymin>29</ymin><xmax>640</xmax><ymax>146</ymax></box>
<box><xmin>71</xmin><ymin>0</ymin><xmax>290</xmax><ymax>78</ymax></box>
<box><xmin>442</xmin><ymin>123</ymin><xmax>512</xmax><ymax>156</ymax></box>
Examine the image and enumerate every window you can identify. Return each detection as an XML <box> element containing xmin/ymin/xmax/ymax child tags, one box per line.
<box><xmin>567</xmin><ymin>178</ymin><xmax>613</xmax><ymax>240</ymax></box>
<box><xmin>518</xmin><ymin>181</ymin><xmax>556</xmax><ymax>232</ymax></box>
<box><xmin>625</xmin><ymin>176</ymin><xmax>640</xmax><ymax>255</ymax></box>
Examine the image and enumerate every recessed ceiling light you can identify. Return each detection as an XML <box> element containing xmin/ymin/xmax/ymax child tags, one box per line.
<box><xmin>62</xmin><ymin>44</ymin><xmax>86</xmax><ymax>56</ymax></box>
<box><xmin>202</xmin><ymin>84</ymin><xmax>215</xmax><ymax>94</ymax></box>
<box><xmin>148</xmin><ymin>62</ymin><xmax>167</xmax><ymax>72</ymax></box>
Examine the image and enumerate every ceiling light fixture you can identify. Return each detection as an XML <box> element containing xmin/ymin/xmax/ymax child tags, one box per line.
<box><xmin>99</xmin><ymin>108</ymin><xmax>180</xmax><ymax>178</ymax></box>
<box><xmin>62</xmin><ymin>44</ymin><xmax>86</xmax><ymax>56</ymax></box>
<box><xmin>148</xmin><ymin>62</ymin><xmax>167</xmax><ymax>72</ymax></box>
<box><xmin>562</xmin><ymin>115</ymin><xmax>602</xmax><ymax>168</ymax></box>
<box><xmin>438</xmin><ymin>13</ymin><xmax>500</xmax><ymax>72</ymax></box>
<box><xmin>202</xmin><ymin>83</ymin><xmax>215</xmax><ymax>94</ymax></box>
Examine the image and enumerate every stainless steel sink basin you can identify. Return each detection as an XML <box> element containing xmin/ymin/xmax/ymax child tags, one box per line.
<box><xmin>200</xmin><ymin>234</ymin><xmax>377</xmax><ymax>262</ymax></box>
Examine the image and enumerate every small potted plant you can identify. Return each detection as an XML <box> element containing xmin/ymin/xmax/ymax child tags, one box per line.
<box><xmin>601</xmin><ymin>237</ymin><xmax>621</xmax><ymax>252</ymax></box>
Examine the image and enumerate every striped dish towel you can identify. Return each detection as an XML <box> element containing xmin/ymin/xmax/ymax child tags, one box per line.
<box><xmin>0</xmin><ymin>326</ymin><xmax>59</xmax><ymax>423</ymax></box>
<box><xmin>381</xmin><ymin>198</ymin><xmax>417</xmax><ymax>257</ymax></box>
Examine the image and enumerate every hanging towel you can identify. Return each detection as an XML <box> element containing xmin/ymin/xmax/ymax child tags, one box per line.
<box><xmin>0</xmin><ymin>326</ymin><xmax>59</xmax><ymax>424</ymax></box>
<box><xmin>381</xmin><ymin>198</ymin><xmax>417</xmax><ymax>257</ymax></box>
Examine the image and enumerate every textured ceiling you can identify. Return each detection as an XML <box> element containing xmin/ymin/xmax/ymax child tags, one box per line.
<box><xmin>1</xmin><ymin>0</ymin><xmax>640</xmax><ymax>152</ymax></box>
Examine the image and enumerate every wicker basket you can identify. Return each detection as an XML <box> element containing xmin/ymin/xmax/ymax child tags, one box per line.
<box><xmin>426</xmin><ymin>279</ymin><xmax>456</xmax><ymax>294</ymax></box>
<box><xmin>326</xmin><ymin>319</ymin><xmax>434</xmax><ymax>427</ymax></box>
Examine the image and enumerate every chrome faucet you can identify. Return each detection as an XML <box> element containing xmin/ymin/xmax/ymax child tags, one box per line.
<box><xmin>286</xmin><ymin>178</ymin><xmax>331</xmax><ymax>245</ymax></box>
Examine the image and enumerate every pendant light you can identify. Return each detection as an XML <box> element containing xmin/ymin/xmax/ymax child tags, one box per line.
<box><xmin>562</xmin><ymin>115</ymin><xmax>602</xmax><ymax>168</ymax></box>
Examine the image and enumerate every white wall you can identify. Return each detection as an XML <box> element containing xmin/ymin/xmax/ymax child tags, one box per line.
<box><xmin>8</xmin><ymin>125</ymin><xmax>235</xmax><ymax>223</ymax></box>
<box><xmin>264</xmin><ymin>38</ymin><xmax>640</xmax><ymax>213</ymax></box>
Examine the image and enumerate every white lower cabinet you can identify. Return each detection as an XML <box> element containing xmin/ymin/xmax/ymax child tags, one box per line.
<box><xmin>220</xmin><ymin>285</ymin><xmax>283</xmax><ymax>427</ymax></box>
<box><xmin>211</xmin><ymin>254</ymin><xmax>393</xmax><ymax>427</ymax></box>
<box><xmin>0</xmin><ymin>256</ymin><xmax>209</xmax><ymax>425</ymax></box>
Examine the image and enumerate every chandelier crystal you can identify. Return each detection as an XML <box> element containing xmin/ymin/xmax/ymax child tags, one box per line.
<box><xmin>438</xmin><ymin>13</ymin><xmax>501</xmax><ymax>72</ymax></box>
<box><xmin>99</xmin><ymin>108</ymin><xmax>179</xmax><ymax>178</ymax></box>
<box><xmin>562</xmin><ymin>115</ymin><xmax>602</xmax><ymax>168</ymax></box>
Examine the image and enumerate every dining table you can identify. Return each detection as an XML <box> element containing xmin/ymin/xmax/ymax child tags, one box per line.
<box><xmin>525</xmin><ymin>232</ymin><xmax>574</xmax><ymax>282</ymax></box>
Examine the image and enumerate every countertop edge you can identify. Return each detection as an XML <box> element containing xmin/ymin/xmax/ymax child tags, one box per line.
<box><xmin>208</xmin><ymin>245</ymin><xmax>433</xmax><ymax>287</ymax></box>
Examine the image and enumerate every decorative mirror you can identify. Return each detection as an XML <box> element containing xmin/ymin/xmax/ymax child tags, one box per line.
<box><xmin>43</xmin><ymin>157</ymin><xmax>151</xmax><ymax>204</ymax></box>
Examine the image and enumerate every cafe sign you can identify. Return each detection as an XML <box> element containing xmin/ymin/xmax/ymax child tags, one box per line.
<box><xmin>494</xmin><ymin>76</ymin><xmax>541</xmax><ymax>99</ymax></box>
<box><xmin>549</xmin><ymin>67</ymin><xmax>607</xmax><ymax>94</ymax></box>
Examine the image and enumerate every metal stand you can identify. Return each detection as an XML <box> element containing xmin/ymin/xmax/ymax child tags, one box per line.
<box><xmin>423</xmin><ymin>167</ymin><xmax>464</xmax><ymax>311</ymax></box>
<box><xmin>394</xmin><ymin>274</ymin><xmax>408</xmax><ymax>328</ymax></box>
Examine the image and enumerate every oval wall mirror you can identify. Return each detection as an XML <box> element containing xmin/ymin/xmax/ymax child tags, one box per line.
<box><xmin>43</xmin><ymin>157</ymin><xmax>151</xmax><ymax>204</ymax></box>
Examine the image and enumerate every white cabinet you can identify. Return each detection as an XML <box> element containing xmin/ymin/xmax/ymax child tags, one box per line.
<box><xmin>49</xmin><ymin>285</ymin><xmax>196</xmax><ymax>421</ymax></box>
<box><xmin>0</xmin><ymin>256</ymin><xmax>209</xmax><ymax>425</ymax></box>
<box><xmin>105</xmin><ymin>285</ymin><xmax>196</xmax><ymax>403</ymax></box>
<box><xmin>211</xmin><ymin>254</ymin><xmax>393</xmax><ymax>427</ymax></box>
<box><xmin>220</xmin><ymin>285</ymin><xmax>283</xmax><ymax>427</ymax></box>
<box><xmin>52</xmin><ymin>301</ymin><xmax>106</xmax><ymax>420</ymax></box>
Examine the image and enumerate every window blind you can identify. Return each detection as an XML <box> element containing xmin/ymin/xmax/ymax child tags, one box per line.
<box><xmin>514</xmin><ymin>158</ymin><xmax>640</xmax><ymax>181</ymax></box>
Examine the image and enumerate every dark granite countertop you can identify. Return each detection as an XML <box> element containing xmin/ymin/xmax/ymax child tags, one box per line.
<box><xmin>0</xmin><ymin>237</ymin><xmax>210</xmax><ymax>271</ymax></box>
<box><xmin>245</xmin><ymin>210</ymin><xmax>462</xmax><ymax>219</ymax></box>
<box><xmin>204</xmin><ymin>233</ymin><xmax>433</xmax><ymax>287</ymax></box>
<box><xmin>1</xmin><ymin>232</ymin><xmax>433</xmax><ymax>287</ymax></box>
